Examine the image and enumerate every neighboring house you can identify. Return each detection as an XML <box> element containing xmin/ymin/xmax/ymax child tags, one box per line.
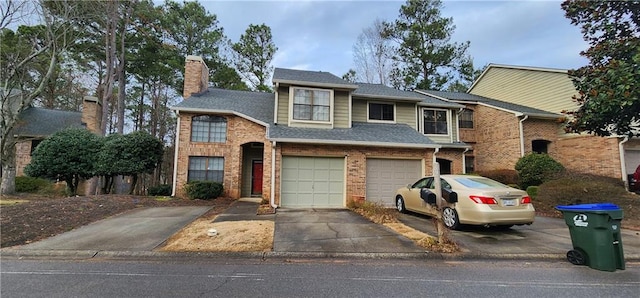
<box><xmin>466</xmin><ymin>64</ymin><xmax>640</xmax><ymax>187</ymax></box>
<box><xmin>13</xmin><ymin>97</ymin><xmax>101</xmax><ymax>181</ymax></box>
<box><xmin>171</xmin><ymin>56</ymin><xmax>471</xmax><ymax>208</ymax></box>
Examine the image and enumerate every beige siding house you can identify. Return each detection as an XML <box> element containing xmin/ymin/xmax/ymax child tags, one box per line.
<box><xmin>468</xmin><ymin>64</ymin><xmax>640</xmax><ymax>188</ymax></box>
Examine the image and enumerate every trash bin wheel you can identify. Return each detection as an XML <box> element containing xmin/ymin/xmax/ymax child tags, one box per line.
<box><xmin>567</xmin><ymin>249</ymin><xmax>587</xmax><ymax>266</ymax></box>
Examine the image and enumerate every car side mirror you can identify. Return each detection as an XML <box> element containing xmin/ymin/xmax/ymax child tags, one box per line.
<box><xmin>420</xmin><ymin>188</ymin><xmax>437</xmax><ymax>205</ymax></box>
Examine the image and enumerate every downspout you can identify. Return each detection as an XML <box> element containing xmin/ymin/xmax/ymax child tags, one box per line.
<box><xmin>462</xmin><ymin>148</ymin><xmax>470</xmax><ymax>174</ymax></box>
<box><xmin>171</xmin><ymin>113</ymin><xmax>181</xmax><ymax>197</ymax></box>
<box><xmin>619</xmin><ymin>136</ymin><xmax>630</xmax><ymax>191</ymax></box>
<box><xmin>456</xmin><ymin>108</ymin><xmax>464</xmax><ymax>142</ymax></box>
<box><xmin>270</xmin><ymin>140</ymin><xmax>278</xmax><ymax>209</ymax></box>
<box><xmin>274</xmin><ymin>83</ymin><xmax>279</xmax><ymax>123</ymax></box>
<box><xmin>518</xmin><ymin>115</ymin><xmax>528</xmax><ymax>157</ymax></box>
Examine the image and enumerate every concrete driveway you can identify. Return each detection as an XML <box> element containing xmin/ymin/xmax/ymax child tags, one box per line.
<box><xmin>17</xmin><ymin>206</ymin><xmax>211</xmax><ymax>251</ymax></box>
<box><xmin>273</xmin><ymin>209</ymin><xmax>424</xmax><ymax>253</ymax></box>
<box><xmin>398</xmin><ymin>211</ymin><xmax>640</xmax><ymax>257</ymax></box>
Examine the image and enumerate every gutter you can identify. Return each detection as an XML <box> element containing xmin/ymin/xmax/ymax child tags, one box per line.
<box><xmin>619</xmin><ymin>136</ymin><xmax>630</xmax><ymax>191</ymax></box>
<box><xmin>518</xmin><ymin>114</ymin><xmax>528</xmax><ymax>157</ymax></box>
<box><xmin>270</xmin><ymin>141</ymin><xmax>278</xmax><ymax>209</ymax></box>
<box><xmin>462</xmin><ymin>148</ymin><xmax>470</xmax><ymax>174</ymax></box>
<box><xmin>171</xmin><ymin>113</ymin><xmax>180</xmax><ymax>197</ymax></box>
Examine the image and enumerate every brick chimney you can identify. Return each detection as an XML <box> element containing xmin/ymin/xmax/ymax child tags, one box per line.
<box><xmin>183</xmin><ymin>55</ymin><xmax>210</xmax><ymax>99</ymax></box>
<box><xmin>81</xmin><ymin>96</ymin><xmax>102</xmax><ymax>135</ymax></box>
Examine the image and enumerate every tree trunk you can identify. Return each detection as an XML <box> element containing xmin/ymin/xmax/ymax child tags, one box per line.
<box><xmin>129</xmin><ymin>174</ymin><xmax>137</xmax><ymax>195</ymax></box>
<box><xmin>0</xmin><ymin>142</ymin><xmax>17</xmax><ymax>195</ymax></box>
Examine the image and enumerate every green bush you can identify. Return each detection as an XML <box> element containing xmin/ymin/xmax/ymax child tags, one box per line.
<box><xmin>526</xmin><ymin>186</ymin><xmax>539</xmax><ymax>199</ymax></box>
<box><xmin>148</xmin><ymin>184</ymin><xmax>172</xmax><ymax>196</ymax></box>
<box><xmin>477</xmin><ymin>169</ymin><xmax>519</xmax><ymax>185</ymax></box>
<box><xmin>535</xmin><ymin>172</ymin><xmax>629</xmax><ymax>209</ymax></box>
<box><xmin>184</xmin><ymin>181</ymin><xmax>223</xmax><ymax>200</ymax></box>
<box><xmin>15</xmin><ymin>176</ymin><xmax>52</xmax><ymax>193</ymax></box>
<box><xmin>515</xmin><ymin>153</ymin><xmax>565</xmax><ymax>189</ymax></box>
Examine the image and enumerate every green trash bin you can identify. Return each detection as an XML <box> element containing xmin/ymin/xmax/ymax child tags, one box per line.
<box><xmin>556</xmin><ymin>203</ymin><xmax>625</xmax><ymax>272</ymax></box>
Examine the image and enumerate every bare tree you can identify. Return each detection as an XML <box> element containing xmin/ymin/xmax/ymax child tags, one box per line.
<box><xmin>352</xmin><ymin>19</ymin><xmax>394</xmax><ymax>85</ymax></box>
<box><xmin>1</xmin><ymin>0</ymin><xmax>80</xmax><ymax>194</ymax></box>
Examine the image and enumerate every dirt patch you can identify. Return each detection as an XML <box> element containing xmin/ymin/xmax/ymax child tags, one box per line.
<box><xmin>0</xmin><ymin>194</ymin><xmax>234</xmax><ymax>248</ymax></box>
<box><xmin>159</xmin><ymin>218</ymin><xmax>273</xmax><ymax>252</ymax></box>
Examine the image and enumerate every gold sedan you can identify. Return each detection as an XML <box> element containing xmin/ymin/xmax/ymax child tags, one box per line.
<box><xmin>395</xmin><ymin>175</ymin><xmax>535</xmax><ymax>230</ymax></box>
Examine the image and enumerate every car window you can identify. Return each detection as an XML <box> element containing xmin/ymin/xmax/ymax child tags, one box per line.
<box><xmin>412</xmin><ymin>178</ymin><xmax>432</xmax><ymax>189</ymax></box>
<box><xmin>454</xmin><ymin>177</ymin><xmax>507</xmax><ymax>188</ymax></box>
<box><xmin>441</xmin><ymin>179</ymin><xmax>452</xmax><ymax>190</ymax></box>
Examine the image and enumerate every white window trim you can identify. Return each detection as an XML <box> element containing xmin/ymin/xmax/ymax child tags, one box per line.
<box><xmin>420</xmin><ymin>107</ymin><xmax>451</xmax><ymax>137</ymax></box>
<box><xmin>367</xmin><ymin>101</ymin><xmax>396</xmax><ymax>123</ymax></box>
<box><xmin>288</xmin><ymin>86</ymin><xmax>334</xmax><ymax>125</ymax></box>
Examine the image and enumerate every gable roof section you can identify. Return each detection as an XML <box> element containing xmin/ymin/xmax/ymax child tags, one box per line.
<box><xmin>13</xmin><ymin>107</ymin><xmax>84</xmax><ymax>137</ymax></box>
<box><xmin>273</xmin><ymin>68</ymin><xmax>358</xmax><ymax>89</ymax></box>
<box><xmin>172</xmin><ymin>88</ymin><xmax>274</xmax><ymax>126</ymax></box>
<box><xmin>419</xmin><ymin>90</ymin><xmax>562</xmax><ymax>119</ymax></box>
<box><xmin>270</xmin><ymin>121</ymin><xmax>439</xmax><ymax>148</ymax></box>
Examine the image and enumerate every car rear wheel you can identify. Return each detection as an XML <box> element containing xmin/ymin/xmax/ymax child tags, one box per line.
<box><xmin>442</xmin><ymin>207</ymin><xmax>460</xmax><ymax>230</ymax></box>
<box><xmin>396</xmin><ymin>196</ymin><xmax>407</xmax><ymax>213</ymax></box>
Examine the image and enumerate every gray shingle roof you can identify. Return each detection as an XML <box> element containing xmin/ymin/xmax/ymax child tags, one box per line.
<box><xmin>352</xmin><ymin>83</ymin><xmax>464</xmax><ymax>108</ymax></box>
<box><xmin>419</xmin><ymin>90</ymin><xmax>561</xmax><ymax>119</ymax></box>
<box><xmin>172</xmin><ymin>88</ymin><xmax>275</xmax><ymax>124</ymax></box>
<box><xmin>269</xmin><ymin>122</ymin><xmax>439</xmax><ymax>148</ymax></box>
<box><xmin>273</xmin><ymin>68</ymin><xmax>358</xmax><ymax>89</ymax></box>
<box><xmin>13</xmin><ymin>107</ymin><xmax>84</xmax><ymax>137</ymax></box>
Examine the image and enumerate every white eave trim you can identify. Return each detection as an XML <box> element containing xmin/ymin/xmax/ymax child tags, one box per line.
<box><xmin>171</xmin><ymin>107</ymin><xmax>270</xmax><ymax>127</ymax></box>
<box><xmin>268</xmin><ymin>138</ymin><xmax>441</xmax><ymax>149</ymax></box>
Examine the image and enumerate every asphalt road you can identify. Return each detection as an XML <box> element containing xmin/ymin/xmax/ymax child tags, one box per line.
<box><xmin>1</xmin><ymin>258</ymin><xmax>639</xmax><ymax>297</ymax></box>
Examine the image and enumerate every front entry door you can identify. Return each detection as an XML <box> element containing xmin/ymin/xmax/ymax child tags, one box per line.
<box><xmin>252</xmin><ymin>161</ymin><xmax>263</xmax><ymax>195</ymax></box>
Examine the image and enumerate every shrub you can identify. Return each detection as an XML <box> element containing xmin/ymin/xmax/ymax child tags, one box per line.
<box><xmin>15</xmin><ymin>176</ymin><xmax>51</xmax><ymax>193</ymax></box>
<box><xmin>476</xmin><ymin>169</ymin><xmax>519</xmax><ymax>185</ymax></box>
<box><xmin>184</xmin><ymin>181</ymin><xmax>223</xmax><ymax>200</ymax></box>
<box><xmin>515</xmin><ymin>153</ymin><xmax>565</xmax><ymax>189</ymax></box>
<box><xmin>526</xmin><ymin>186</ymin><xmax>539</xmax><ymax>199</ymax></box>
<box><xmin>148</xmin><ymin>184</ymin><xmax>172</xmax><ymax>196</ymax></box>
<box><xmin>535</xmin><ymin>172</ymin><xmax>630</xmax><ymax>211</ymax></box>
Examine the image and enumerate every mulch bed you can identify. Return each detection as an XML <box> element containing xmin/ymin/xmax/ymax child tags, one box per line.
<box><xmin>0</xmin><ymin>195</ymin><xmax>235</xmax><ymax>248</ymax></box>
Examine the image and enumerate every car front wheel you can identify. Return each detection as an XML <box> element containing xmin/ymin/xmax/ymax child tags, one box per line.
<box><xmin>396</xmin><ymin>196</ymin><xmax>407</xmax><ymax>213</ymax></box>
<box><xmin>442</xmin><ymin>207</ymin><xmax>460</xmax><ymax>230</ymax></box>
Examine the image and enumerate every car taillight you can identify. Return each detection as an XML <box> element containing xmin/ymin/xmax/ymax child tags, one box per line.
<box><xmin>521</xmin><ymin>196</ymin><xmax>532</xmax><ymax>204</ymax></box>
<box><xmin>469</xmin><ymin>195</ymin><xmax>497</xmax><ymax>204</ymax></box>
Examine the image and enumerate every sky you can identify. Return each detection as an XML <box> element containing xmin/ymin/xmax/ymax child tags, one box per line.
<box><xmin>201</xmin><ymin>0</ymin><xmax>589</xmax><ymax>78</ymax></box>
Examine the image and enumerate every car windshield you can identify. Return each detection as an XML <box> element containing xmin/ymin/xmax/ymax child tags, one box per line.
<box><xmin>454</xmin><ymin>177</ymin><xmax>508</xmax><ymax>189</ymax></box>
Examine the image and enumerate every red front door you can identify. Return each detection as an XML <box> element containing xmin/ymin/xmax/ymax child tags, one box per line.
<box><xmin>252</xmin><ymin>161</ymin><xmax>263</xmax><ymax>195</ymax></box>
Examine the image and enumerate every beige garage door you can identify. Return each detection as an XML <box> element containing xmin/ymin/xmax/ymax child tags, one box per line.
<box><xmin>366</xmin><ymin>159</ymin><xmax>422</xmax><ymax>207</ymax></box>
<box><xmin>281</xmin><ymin>156</ymin><xmax>345</xmax><ymax>208</ymax></box>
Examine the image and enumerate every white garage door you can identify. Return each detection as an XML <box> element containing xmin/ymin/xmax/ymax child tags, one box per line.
<box><xmin>625</xmin><ymin>150</ymin><xmax>640</xmax><ymax>175</ymax></box>
<box><xmin>281</xmin><ymin>156</ymin><xmax>345</xmax><ymax>208</ymax></box>
<box><xmin>366</xmin><ymin>159</ymin><xmax>422</xmax><ymax>207</ymax></box>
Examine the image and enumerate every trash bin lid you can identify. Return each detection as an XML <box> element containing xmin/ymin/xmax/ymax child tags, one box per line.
<box><xmin>556</xmin><ymin>202</ymin><xmax>620</xmax><ymax>211</ymax></box>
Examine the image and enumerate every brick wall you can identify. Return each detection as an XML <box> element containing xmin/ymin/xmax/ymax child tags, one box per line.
<box><xmin>473</xmin><ymin>105</ymin><xmax>522</xmax><ymax>171</ymax></box>
<box><xmin>174</xmin><ymin>113</ymin><xmax>270</xmax><ymax>199</ymax></box>
<box><xmin>556</xmin><ymin>135</ymin><xmax>622</xmax><ymax>178</ymax></box>
<box><xmin>183</xmin><ymin>56</ymin><xmax>209</xmax><ymax>98</ymax></box>
<box><xmin>15</xmin><ymin>141</ymin><xmax>31</xmax><ymax>176</ymax></box>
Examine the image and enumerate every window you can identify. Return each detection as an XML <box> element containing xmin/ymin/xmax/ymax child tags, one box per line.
<box><xmin>30</xmin><ymin>140</ymin><xmax>42</xmax><ymax>155</ymax></box>
<box><xmin>423</xmin><ymin>109</ymin><xmax>448</xmax><ymax>135</ymax></box>
<box><xmin>532</xmin><ymin>140</ymin><xmax>550</xmax><ymax>154</ymax></box>
<box><xmin>191</xmin><ymin>115</ymin><xmax>226</xmax><ymax>142</ymax></box>
<box><xmin>293</xmin><ymin>88</ymin><xmax>330</xmax><ymax>121</ymax></box>
<box><xmin>188</xmin><ymin>157</ymin><xmax>224</xmax><ymax>182</ymax></box>
<box><xmin>459</xmin><ymin>109</ymin><xmax>474</xmax><ymax>128</ymax></box>
<box><xmin>465</xmin><ymin>155</ymin><xmax>475</xmax><ymax>174</ymax></box>
<box><xmin>369</xmin><ymin>103</ymin><xmax>394</xmax><ymax>121</ymax></box>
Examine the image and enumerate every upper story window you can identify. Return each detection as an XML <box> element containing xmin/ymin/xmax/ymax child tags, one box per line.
<box><xmin>368</xmin><ymin>103</ymin><xmax>395</xmax><ymax>122</ymax></box>
<box><xmin>292</xmin><ymin>88</ymin><xmax>331</xmax><ymax>122</ymax></box>
<box><xmin>191</xmin><ymin>115</ymin><xmax>227</xmax><ymax>143</ymax></box>
<box><xmin>459</xmin><ymin>109</ymin><xmax>474</xmax><ymax>129</ymax></box>
<box><xmin>423</xmin><ymin>109</ymin><xmax>448</xmax><ymax>135</ymax></box>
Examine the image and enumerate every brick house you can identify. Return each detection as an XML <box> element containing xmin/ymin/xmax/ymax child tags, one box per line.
<box><xmin>13</xmin><ymin>97</ymin><xmax>102</xmax><ymax>194</ymax></box>
<box><xmin>171</xmin><ymin>56</ymin><xmax>472</xmax><ymax>208</ymax></box>
<box><xmin>465</xmin><ymin>64</ymin><xmax>640</xmax><ymax>188</ymax></box>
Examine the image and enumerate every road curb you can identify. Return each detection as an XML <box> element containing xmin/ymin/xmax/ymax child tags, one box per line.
<box><xmin>2</xmin><ymin>248</ymin><xmax>639</xmax><ymax>263</ymax></box>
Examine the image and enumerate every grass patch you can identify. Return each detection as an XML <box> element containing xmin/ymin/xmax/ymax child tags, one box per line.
<box><xmin>153</xmin><ymin>196</ymin><xmax>173</xmax><ymax>202</ymax></box>
<box><xmin>0</xmin><ymin>199</ymin><xmax>29</xmax><ymax>205</ymax></box>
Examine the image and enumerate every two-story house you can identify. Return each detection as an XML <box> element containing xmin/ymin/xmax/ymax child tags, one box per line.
<box><xmin>171</xmin><ymin>56</ymin><xmax>471</xmax><ymax>208</ymax></box>
<box><xmin>466</xmin><ymin>64</ymin><xmax>639</xmax><ymax>187</ymax></box>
